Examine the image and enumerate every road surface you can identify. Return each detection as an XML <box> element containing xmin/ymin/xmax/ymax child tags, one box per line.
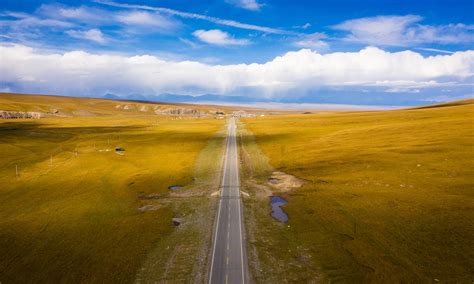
<box><xmin>209</xmin><ymin>117</ymin><xmax>248</xmax><ymax>284</ymax></box>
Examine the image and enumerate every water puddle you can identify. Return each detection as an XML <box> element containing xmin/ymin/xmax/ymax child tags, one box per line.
<box><xmin>172</xmin><ymin>218</ymin><xmax>183</xmax><ymax>226</ymax></box>
<box><xmin>268</xmin><ymin>177</ymin><xmax>279</xmax><ymax>184</ymax></box>
<box><xmin>270</xmin><ymin>196</ymin><xmax>288</xmax><ymax>223</ymax></box>
<box><xmin>168</xmin><ymin>185</ymin><xmax>183</xmax><ymax>191</ymax></box>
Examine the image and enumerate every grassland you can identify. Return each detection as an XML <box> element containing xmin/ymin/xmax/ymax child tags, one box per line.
<box><xmin>0</xmin><ymin>92</ymin><xmax>239</xmax><ymax>115</ymax></box>
<box><xmin>0</xmin><ymin>93</ymin><xmax>226</xmax><ymax>283</ymax></box>
<box><xmin>240</xmin><ymin>100</ymin><xmax>474</xmax><ymax>282</ymax></box>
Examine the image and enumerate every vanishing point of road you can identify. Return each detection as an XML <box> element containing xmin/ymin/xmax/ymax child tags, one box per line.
<box><xmin>209</xmin><ymin>117</ymin><xmax>248</xmax><ymax>284</ymax></box>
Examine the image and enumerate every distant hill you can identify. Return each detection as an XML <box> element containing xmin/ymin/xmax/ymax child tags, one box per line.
<box><xmin>0</xmin><ymin>93</ymin><xmax>260</xmax><ymax>117</ymax></box>
<box><xmin>412</xmin><ymin>98</ymin><xmax>474</xmax><ymax>109</ymax></box>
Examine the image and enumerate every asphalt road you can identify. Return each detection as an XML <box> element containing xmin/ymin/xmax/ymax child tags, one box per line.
<box><xmin>209</xmin><ymin>117</ymin><xmax>248</xmax><ymax>284</ymax></box>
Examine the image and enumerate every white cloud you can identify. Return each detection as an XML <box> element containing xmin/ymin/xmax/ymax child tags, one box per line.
<box><xmin>193</xmin><ymin>29</ymin><xmax>249</xmax><ymax>46</ymax></box>
<box><xmin>385</xmin><ymin>87</ymin><xmax>420</xmax><ymax>93</ymax></box>
<box><xmin>0</xmin><ymin>12</ymin><xmax>74</xmax><ymax>43</ymax></box>
<box><xmin>0</xmin><ymin>12</ymin><xmax>73</xmax><ymax>30</ymax></box>
<box><xmin>66</xmin><ymin>29</ymin><xmax>107</xmax><ymax>44</ymax></box>
<box><xmin>294</xmin><ymin>32</ymin><xmax>329</xmax><ymax>51</ymax></box>
<box><xmin>417</xmin><ymin>47</ymin><xmax>454</xmax><ymax>54</ymax></box>
<box><xmin>294</xmin><ymin>23</ymin><xmax>311</xmax><ymax>29</ymax></box>
<box><xmin>226</xmin><ymin>0</ymin><xmax>262</xmax><ymax>11</ymax></box>
<box><xmin>115</xmin><ymin>11</ymin><xmax>178</xmax><ymax>30</ymax></box>
<box><xmin>38</xmin><ymin>4</ymin><xmax>179</xmax><ymax>31</ymax></box>
<box><xmin>38</xmin><ymin>4</ymin><xmax>106</xmax><ymax>23</ymax></box>
<box><xmin>333</xmin><ymin>15</ymin><xmax>474</xmax><ymax>46</ymax></box>
<box><xmin>1</xmin><ymin>44</ymin><xmax>473</xmax><ymax>97</ymax></box>
<box><xmin>179</xmin><ymin>38</ymin><xmax>198</xmax><ymax>48</ymax></box>
<box><xmin>95</xmin><ymin>0</ymin><xmax>295</xmax><ymax>34</ymax></box>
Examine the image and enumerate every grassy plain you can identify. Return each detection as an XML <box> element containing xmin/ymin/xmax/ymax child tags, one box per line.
<box><xmin>240</xmin><ymin>100</ymin><xmax>474</xmax><ymax>282</ymax></box>
<box><xmin>0</xmin><ymin>94</ymin><xmax>226</xmax><ymax>282</ymax></box>
<box><xmin>0</xmin><ymin>92</ymin><xmax>237</xmax><ymax>115</ymax></box>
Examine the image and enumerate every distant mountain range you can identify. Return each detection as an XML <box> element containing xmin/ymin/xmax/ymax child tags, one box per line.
<box><xmin>100</xmin><ymin>92</ymin><xmax>460</xmax><ymax>107</ymax></box>
<box><xmin>102</xmin><ymin>93</ymin><xmax>268</xmax><ymax>104</ymax></box>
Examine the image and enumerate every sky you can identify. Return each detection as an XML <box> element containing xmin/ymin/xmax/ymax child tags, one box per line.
<box><xmin>1</xmin><ymin>0</ymin><xmax>473</xmax><ymax>106</ymax></box>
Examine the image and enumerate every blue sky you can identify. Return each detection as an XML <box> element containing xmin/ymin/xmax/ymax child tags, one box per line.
<box><xmin>1</xmin><ymin>0</ymin><xmax>473</xmax><ymax>105</ymax></box>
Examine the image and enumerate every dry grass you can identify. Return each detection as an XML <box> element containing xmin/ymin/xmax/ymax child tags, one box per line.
<box><xmin>0</xmin><ymin>92</ymin><xmax>240</xmax><ymax>116</ymax></box>
<box><xmin>0</xmin><ymin>94</ymin><xmax>226</xmax><ymax>283</ymax></box>
<box><xmin>240</xmin><ymin>99</ymin><xmax>474</xmax><ymax>282</ymax></box>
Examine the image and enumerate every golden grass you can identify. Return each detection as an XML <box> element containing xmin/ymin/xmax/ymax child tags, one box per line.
<box><xmin>241</xmin><ymin>99</ymin><xmax>474</xmax><ymax>282</ymax></box>
<box><xmin>0</xmin><ymin>92</ymin><xmax>240</xmax><ymax>115</ymax></box>
<box><xmin>0</xmin><ymin>94</ymin><xmax>225</xmax><ymax>282</ymax></box>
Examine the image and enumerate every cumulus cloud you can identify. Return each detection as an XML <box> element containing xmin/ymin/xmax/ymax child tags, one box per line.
<box><xmin>226</xmin><ymin>0</ymin><xmax>262</xmax><ymax>11</ymax></box>
<box><xmin>1</xmin><ymin>44</ymin><xmax>473</xmax><ymax>97</ymax></box>
<box><xmin>333</xmin><ymin>15</ymin><xmax>474</xmax><ymax>46</ymax></box>
<box><xmin>66</xmin><ymin>29</ymin><xmax>107</xmax><ymax>44</ymax></box>
<box><xmin>193</xmin><ymin>29</ymin><xmax>249</xmax><ymax>46</ymax></box>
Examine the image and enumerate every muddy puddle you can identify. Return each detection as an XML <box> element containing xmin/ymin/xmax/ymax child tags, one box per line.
<box><xmin>168</xmin><ymin>185</ymin><xmax>183</xmax><ymax>191</ymax></box>
<box><xmin>268</xmin><ymin>177</ymin><xmax>279</xmax><ymax>184</ymax></box>
<box><xmin>270</xmin><ymin>196</ymin><xmax>288</xmax><ymax>223</ymax></box>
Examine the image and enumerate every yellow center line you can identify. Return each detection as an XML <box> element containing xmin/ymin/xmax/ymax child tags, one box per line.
<box><xmin>226</xmin><ymin>274</ymin><xmax>229</xmax><ymax>284</ymax></box>
<box><xmin>227</xmin><ymin>256</ymin><xmax>229</xmax><ymax>265</ymax></box>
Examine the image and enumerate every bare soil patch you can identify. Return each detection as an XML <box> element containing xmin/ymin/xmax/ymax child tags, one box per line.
<box><xmin>267</xmin><ymin>171</ymin><xmax>307</xmax><ymax>192</ymax></box>
<box><xmin>137</xmin><ymin>205</ymin><xmax>161</xmax><ymax>212</ymax></box>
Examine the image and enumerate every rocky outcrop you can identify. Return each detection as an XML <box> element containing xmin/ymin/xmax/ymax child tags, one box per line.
<box><xmin>0</xmin><ymin>110</ymin><xmax>42</xmax><ymax>119</ymax></box>
<box><xmin>115</xmin><ymin>104</ymin><xmax>135</xmax><ymax>110</ymax></box>
<box><xmin>155</xmin><ymin>108</ymin><xmax>204</xmax><ymax>116</ymax></box>
<box><xmin>114</xmin><ymin>104</ymin><xmax>207</xmax><ymax>116</ymax></box>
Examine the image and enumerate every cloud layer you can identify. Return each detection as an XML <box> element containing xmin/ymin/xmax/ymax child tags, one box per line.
<box><xmin>333</xmin><ymin>15</ymin><xmax>474</xmax><ymax>46</ymax></box>
<box><xmin>2</xmin><ymin>44</ymin><xmax>472</xmax><ymax>97</ymax></box>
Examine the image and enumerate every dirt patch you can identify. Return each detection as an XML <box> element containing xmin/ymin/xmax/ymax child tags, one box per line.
<box><xmin>169</xmin><ymin>188</ymin><xmax>197</xmax><ymax>198</ymax></box>
<box><xmin>267</xmin><ymin>171</ymin><xmax>307</xmax><ymax>192</ymax></box>
<box><xmin>245</xmin><ymin>180</ymin><xmax>273</xmax><ymax>198</ymax></box>
<box><xmin>138</xmin><ymin>194</ymin><xmax>161</xmax><ymax>200</ymax></box>
<box><xmin>72</xmin><ymin>110</ymin><xmax>94</xmax><ymax>116</ymax></box>
<box><xmin>137</xmin><ymin>205</ymin><xmax>161</xmax><ymax>212</ymax></box>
